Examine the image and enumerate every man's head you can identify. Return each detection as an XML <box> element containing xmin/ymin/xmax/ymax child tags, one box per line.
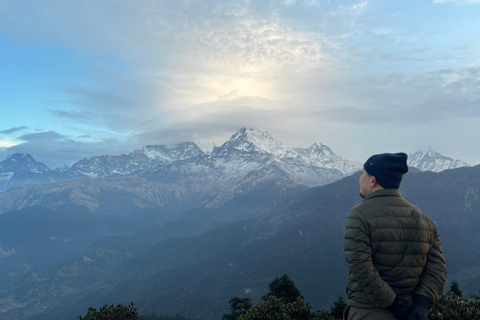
<box><xmin>359</xmin><ymin>152</ymin><xmax>409</xmax><ymax>198</ymax></box>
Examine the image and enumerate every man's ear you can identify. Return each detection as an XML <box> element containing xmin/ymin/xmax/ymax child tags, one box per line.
<box><xmin>370</xmin><ymin>175</ymin><xmax>377</xmax><ymax>188</ymax></box>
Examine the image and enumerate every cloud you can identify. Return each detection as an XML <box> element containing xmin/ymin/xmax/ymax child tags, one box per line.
<box><xmin>0</xmin><ymin>126</ymin><xmax>28</xmax><ymax>135</ymax></box>
<box><xmin>352</xmin><ymin>1</ymin><xmax>368</xmax><ymax>10</ymax></box>
<box><xmin>0</xmin><ymin>0</ymin><xmax>349</xmax><ymax>140</ymax></box>
<box><xmin>0</xmin><ymin>1</ymin><xmax>334</xmax><ymax>71</ymax></box>
<box><xmin>371</xmin><ymin>27</ymin><xmax>415</xmax><ymax>44</ymax></box>
<box><xmin>314</xmin><ymin>66</ymin><xmax>480</xmax><ymax>125</ymax></box>
<box><xmin>19</xmin><ymin>131</ymin><xmax>66</xmax><ymax>142</ymax></box>
<box><xmin>433</xmin><ymin>0</ymin><xmax>480</xmax><ymax>4</ymax></box>
<box><xmin>132</xmin><ymin>95</ymin><xmax>298</xmax><ymax>146</ymax></box>
<box><xmin>49</xmin><ymin>109</ymin><xmax>92</xmax><ymax>121</ymax></box>
<box><xmin>0</xmin><ymin>139</ymin><xmax>20</xmax><ymax>148</ymax></box>
<box><xmin>58</xmin><ymin>69</ymin><xmax>171</xmax><ymax>133</ymax></box>
<box><xmin>1</xmin><ymin>0</ymin><xmax>478</xmax><ymax>165</ymax></box>
<box><xmin>0</xmin><ymin>0</ymin><xmax>367</xmax><ymax>166</ymax></box>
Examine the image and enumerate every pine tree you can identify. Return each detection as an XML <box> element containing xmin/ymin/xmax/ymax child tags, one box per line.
<box><xmin>221</xmin><ymin>297</ymin><xmax>252</xmax><ymax>320</ymax></box>
<box><xmin>448</xmin><ymin>280</ymin><xmax>463</xmax><ymax>297</ymax></box>
<box><xmin>330</xmin><ymin>296</ymin><xmax>347</xmax><ymax>319</ymax></box>
<box><xmin>261</xmin><ymin>274</ymin><xmax>303</xmax><ymax>304</ymax></box>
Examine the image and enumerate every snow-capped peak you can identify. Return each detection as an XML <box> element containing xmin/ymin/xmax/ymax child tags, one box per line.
<box><xmin>408</xmin><ymin>149</ymin><xmax>469</xmax><ymax>172</ymax></box>
<box><xmin>139</xmin><ymin>142</ymin><xmax>204</xmax><ymax>161</ymax></box>
<box><xmin>0</xmin><ymin>153</ymin><xmax>51</xmax><ymax>173</ymax></box>
<box><xmin>307</xmin><ymin>143</ymin><xmax>340</xmax><ymax>161</ymax></box>
<box><xmin>294</xmin><ymin>144</ymin><xmax>361</xmax><ymax>175</ymax></box>
<box><xmin>210</xmin><ymin>128</ymin><xmax>361</xmax><ymax>176</ymax></box>
<box><xmin>195</xmin><ymin>141</ymin><xmax>215</xmax><ymax>154</ymax></box>
<box><xmin>212</xmin><ymin>128</ymin><xmax>299</xmax><ymax>160</ymax></box>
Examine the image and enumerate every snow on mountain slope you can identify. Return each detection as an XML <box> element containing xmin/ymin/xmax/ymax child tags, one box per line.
<box><xmin>212</xmin><ymin>128</ymin><xmax>300</xmax><ymax>161</ymax></box>
<box><xmin>0</xmin><ymin>154</ymin><xmax>50</xmax><ymax>174</ymax></box>
<box><xmin>68</xmin><ymin>142</ymin><xmax>204</xmax><ymax>178</ymax></box>
<box><xmin>149</xmin><ymin>128</ymin><xmax>354</xmax><ymax>208</ymax></box>
<box><xmin>294</xmin><ymin>143</ymin><xmax>361</xmax><ymax>175</ymax></box>
<box><xmin>0</xmin><ymin>154</ymin><xmax>60</xmax><ymax>193</ymax></box>
<box><xmin>212</xmin><ymin>128</ymin><xmax>359</xmax><ymax>175</ymax></box>
<box><xmin>0</xmin><ymin>129</ymin><xmax>360</xmax><ymax>198</ymax></box>
<box><xmin>408</xmin><ymin>148</ymin><xmax>469</xmax><ymax>172</ymax></box>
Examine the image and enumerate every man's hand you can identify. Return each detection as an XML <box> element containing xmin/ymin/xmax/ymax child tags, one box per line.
<box><xmin>388</xmin><ymin>296</ymin><xmax>413</xmax><ymax>320</ymax></box>
<box><xmin>408</xmin><ymin>295</ymin><xmax>433</xmax><ymax>320</ymax></box>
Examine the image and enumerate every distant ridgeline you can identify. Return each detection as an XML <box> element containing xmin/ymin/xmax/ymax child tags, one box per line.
<box><xmin>0</xmin><ymin>129</ymin><xmax>475</xmax><ymax>320</ymax></box>
<box><xmin>0</xmin><ymin>128</ymin><xmax>363</xmax><ymax>194</ymax></box>
<box><xmin>0</xmin><ymin>129</ymin><xmax>470</xmax><ymax>194</ymax></box>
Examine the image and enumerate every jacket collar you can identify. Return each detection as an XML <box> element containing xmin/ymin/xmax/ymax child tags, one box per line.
<box><xmin>363</xmin><ymin>188</ymin><xmax>402</xmax><ymax>201</ymax></box>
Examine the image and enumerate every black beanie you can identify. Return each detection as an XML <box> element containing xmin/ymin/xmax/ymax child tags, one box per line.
<box><xmin>364</xmin><ymin>153</ymin><xmax>409</xmax><ymax>189</ymax></box>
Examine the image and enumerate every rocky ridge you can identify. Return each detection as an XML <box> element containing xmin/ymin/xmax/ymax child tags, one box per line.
<box><xmin>408</xmin><ymin>148</ymin><xmax>469</xmax><ymax>172</ymax></box>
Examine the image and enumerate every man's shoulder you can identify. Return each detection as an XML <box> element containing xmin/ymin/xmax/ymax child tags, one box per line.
<box><xmin>350</xmin><ymin>201</ymin><xmax>367</xmax><ymax>213</ymax></box>
<box><xmin>348</xmin><ymin>202</ymin><xmax>369</xmax><ymax>220</ymax></box>
<box><xmin>350</xmin><ymin>194</ymin><xmax>435</xmax><ymax>225</ymax></box>
<box><xmin>351</xmin><ymin>192</ymin><xmax>423</xmax><ymax>213</ymax></box>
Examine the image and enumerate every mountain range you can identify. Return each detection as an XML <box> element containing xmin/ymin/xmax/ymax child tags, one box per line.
<box><xmin>1</xmin><ymin>129</ymin><xmax>470</xmax><ymax>195</ymax></box>
<box><xmin>0</xmin><ymin>165</ymin><xmax>478</xmax><ymax>320</ymax></box>
<box><xmin>0</xmin><ymin>129</ymin><xmax>362</xmax><ymax>194</ymax></box>
<box><xmin>0</xmin><ymin>129</ymin><xmax>357</xmax><ymax>285</ymax></box>
<box><xmin>0</xmin><ymin>129</ymin><xmax>361</xmax><ymax>214</ymax></box>
<box><xmin>0</xmin><ymin>128</ymin><xmax>475</xmax><ymax>319</ymax></box>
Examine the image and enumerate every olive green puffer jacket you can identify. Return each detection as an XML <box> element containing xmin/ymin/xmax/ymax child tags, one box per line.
<box><xmin>344</xmin><ymin>189</ymin><xmax>447</xmax><ymax>309</ymax></box>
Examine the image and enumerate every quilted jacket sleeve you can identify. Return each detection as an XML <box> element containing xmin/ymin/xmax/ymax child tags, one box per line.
<box><xmin>414</xmin><ymin>226</ymin><xmax>447</xmax><ymax>303</ymax></box>
<box><xmin>344</xmin><ymin>208</ymin><xmax>396</xmax><ymax>308</ymax></box>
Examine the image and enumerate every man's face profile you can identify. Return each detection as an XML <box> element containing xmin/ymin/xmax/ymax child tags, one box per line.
<box><xmin>359</xmin><ymin>168</ymin><xmax>373</xmax><ymax>199</ymax></box>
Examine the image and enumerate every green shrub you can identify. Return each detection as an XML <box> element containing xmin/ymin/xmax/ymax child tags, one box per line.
<box><xmin>77</xmin><ymin>302</ymin><xmax>140</xmax><ymax>320</ymax></box>
<box><xmin>225</xmin><ymin>274</ymin><xmax>340</xmax><ymax>320</ymax></box>
<box><xmin>429</xmin><ymin>293</ymin><xmax>480</xmax><ymax>320</ymax></box>
<box><xmin>239</xmin><ymin>296</ymin><xmax>319</xmax><ymax>320</ymax></box>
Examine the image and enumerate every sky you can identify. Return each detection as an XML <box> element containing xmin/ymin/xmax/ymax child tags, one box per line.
<box><xmin>0</xmin><ymin>0</ymin><xmax>479</xmax><ymax>168</ymax></box>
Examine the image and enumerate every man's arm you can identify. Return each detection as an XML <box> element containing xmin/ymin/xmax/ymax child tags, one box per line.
<box><xmin>344</xmin><ymin>209</ymin><xmax>396</xmax><ymax>308</ymax></box>
<box><xmin>414</xmin><ymin>227</ymin><xmax>447</xmax><ymax>303</ymax></box>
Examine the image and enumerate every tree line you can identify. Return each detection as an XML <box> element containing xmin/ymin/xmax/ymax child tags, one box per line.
<box><xmin>77</xmin><ymin>276</ymin><xmax>480</xmax><ymax>320</ymax></box>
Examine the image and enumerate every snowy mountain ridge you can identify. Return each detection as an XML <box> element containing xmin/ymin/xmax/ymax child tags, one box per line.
<box><xmin>408</xmin><ymin>148</ymin><xmax>469</xmax><ymax>172</ymax></box>
<box><xmin>294</xmin><ymin>143</ymin><xmax>360</xmax><ymax>175</ymax></box>
<box><xmin>68</xmin><ymin>142</ymin><xmax>204</xmax><ymax>178</ymax></box>
<box><xmin>212</xmin><ymin>128</ymin><xmax>298</xmax><ymax>160</ymax></box>
<box><xmin>0</xmin><ymin>153</ymin><xmax>50</xmax><ymax>174</ymax></box>
<box><xmin>0</xmin><ymin>153</ymin><xmax>59</xmax><ymax>192</ymax></box>
<box><xmin>1</xmin><ymin>129</ymin><xmax>471</xmax><ymax>194</ymax></box>
<box><xmin>212</xmin><ymin>128</ymin><xmax>360</xmax><ymax>175</ymax></box>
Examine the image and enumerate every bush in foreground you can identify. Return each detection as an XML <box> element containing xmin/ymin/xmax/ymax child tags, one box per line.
<box><xmin>429</xmin><ymin>292</ymin><xmax>480</xmax><ymax>320</ymax></box>
<box><xmin>223</xmin><ymin>274</ymin><xmax>339</xmax><ymax>320</ymax></box>
<box><xmin>77</xmin><ymin>302</ymin><xmax>140</xmax><ymax>320</ymax></box>
<box><xmin>77</xmin><ymin>303</ymin><xmax>191</xmax><ymax>320</ymax></box>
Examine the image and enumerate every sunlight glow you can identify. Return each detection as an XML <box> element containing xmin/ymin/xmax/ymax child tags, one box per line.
<box><xmin>0</xmin><ymin>139</ymin><xmax>21</xmax><ymax>148</ymax></box>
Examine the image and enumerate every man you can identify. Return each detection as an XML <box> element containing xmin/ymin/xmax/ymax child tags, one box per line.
<box><xmin>344</xmin><ymin>153</ymin><xmax>447</xmax><ymax>320</ymax></box>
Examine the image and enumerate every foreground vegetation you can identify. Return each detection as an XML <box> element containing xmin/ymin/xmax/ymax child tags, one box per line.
<box><xmin>221</xmin><ymin>274</ymin><xmax>344</xmax><ymax>320</ymax></box>
<box><xmin>77</xmin><ymin>276</ymin><xmax>480</xmax><ymax>320</ymax></box>
<box><xmin>77</xmin><ymin>303</ymin><xmax>192</xmax><ymax>320</ymax></box>
<box><xmin>429</xmin><ymin>280</ymin><xmax>480</xmax><ymax>320</ymax></box>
